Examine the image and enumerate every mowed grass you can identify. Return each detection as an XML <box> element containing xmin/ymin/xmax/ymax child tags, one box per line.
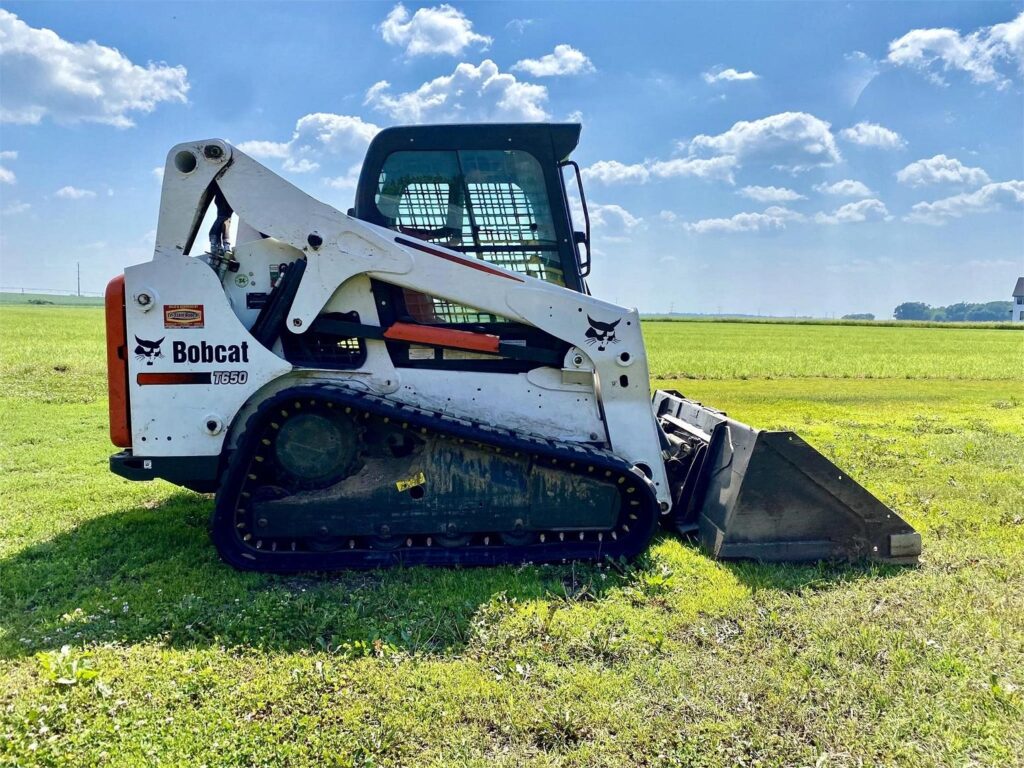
<box><xmin>644</xmin><ymin>319</ymin><xmax>1021</xmax><ymax>380</ymax></box>
<box><xmin>1</xmin><ymin>306</ymin><xmax>1023</xmax><ymax>767</ymax></box>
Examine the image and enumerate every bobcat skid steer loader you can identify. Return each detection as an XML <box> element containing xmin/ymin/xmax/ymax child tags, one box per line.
<box><xmin>105</xmin><ymin>124</ymin><xmax>921</xmax><ymax>571</ymax></box>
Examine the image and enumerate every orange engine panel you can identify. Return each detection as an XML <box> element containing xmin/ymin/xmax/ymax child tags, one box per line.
<box><xmin>105</xmin><ymin>275</ymin><xmax>131</xmax><ymax>447</ymax></box>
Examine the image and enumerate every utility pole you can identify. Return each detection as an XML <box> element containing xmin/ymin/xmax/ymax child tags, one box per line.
<box><xmin>77</xmin><ymin>262</ymin><xmax>81</xmax><ymax>297</ymax></box>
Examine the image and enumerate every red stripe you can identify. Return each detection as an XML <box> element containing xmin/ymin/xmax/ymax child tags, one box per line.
<box><xmin>384</xmin><ymin>322</ymin><xmax>501</xmax><ymax>354</ymax></box>
<box><xmin>137</xmin><ymin>372</ymin><xmax>212</xmax><ymax>386</ymax></box>
<box><xmin>395</xmin><ymin>236</ymin><xmax>524</xmax><ymax>282</ymax></box>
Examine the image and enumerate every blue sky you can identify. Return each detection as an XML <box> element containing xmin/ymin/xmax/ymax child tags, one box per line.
<box><xmin>1</xmin><ymin>1</ymin><xmax>1022</xmax><ymax>317</ymax></box>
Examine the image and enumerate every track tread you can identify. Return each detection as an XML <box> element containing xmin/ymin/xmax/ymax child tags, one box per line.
<box><xmin>211</xmin><ymin>383</ymin><xmax>659</xmax><ymax>572</ymax></box>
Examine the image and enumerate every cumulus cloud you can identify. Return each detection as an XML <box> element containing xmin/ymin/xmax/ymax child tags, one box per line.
<box><xmin>685</xmin><ymin>111</ymin><xmax>841</xmax><ymax>172</ymax></box>
<box><xmin>152</xmin><ymin>166</ymin><xmax>164</xmax><ymax>182</ymax></box>
<box><xmin>379</xmin><ymin>3</ymin><xmax>491</xmax><ymax>57</ymax></box>
<box><xmin>684</xmin><ymin>205</ymin><xmax>803</xmax><ymax>234</ymax></box>
<box><xmin>581</xmin><ymin>155</ymin><xmax>737</xmax><ymax>185</ymax></box>
<box><xmin>365</xmin><ymin>60</ymin><xmax>549</xmax><ymax>122</ymax></box>
<box><xmin>282</xmin><ymin>157</ymin><xmax>319</xmax><ymax>173</ymax></box>
<box><xmin>648</xmin><ymin>155</ymin><xmax>739</xmax><ymax>183</ymax></box>
<box><xmin>813</xmin><ymin>179</ymin><xmax>874</xmax><ymax>197</ymax></box>
<box><xmin>0</xmin><ymin>9</ymin><xmax>188</xmax><ymax>127</ymax></box>
<box><xmin>55</xmin><ymin>185</ymin><xmax>96</xmax><ymax>199</ymax></box>
<box><xmin>0</xmin><ymin>150</ymin><xmax>16</xmax><ymax>184</ymax></box>
<box><xmin>839</xmin><ymin>121</ymin><xmax>905</xmax><ymax>149</ymax></box>
<box><xmin>887</xmin><ymin>11</ymin><xmax>1024</xmax><ymax>88</ymax></box>
<box><xmin>513</xmin><ymin>44</ymin><xmax>594</xmax><ymax>77</ymax></box>
<box><xmin>323</xmin><ymin>164</ymin><xmax>364</xmax><ymax>193</ymax></box>
<box><xmin>237</xmin><ymin>113</ymin><xmax>380</xmax><ymax>179</ymax></box>
<box><xmin>814</xmin><ymin>198</ymin><xmax>891</xmax><ymax>224</ymax></box>
<box><xmin>738</xmin><ymin>185</ymin><xmax>804</xmax><ymax>202</ymax></box>
<box><xmin>658</xmin><ymin>210</ymin><xmax>678</xmax><ymax>222</ymax></box>
<box><xmin>590</xmin><ymin>203</ymin><xmax>643</xmax><ymax>230</ymax></box>
<box><xmin>702</xmin><ymin>67</ymin><xmax>760</xmax><ymax>84</ymax></box>
<box><xmin>582</xmin><ymin>160</ymin><xmax>650</xmax><ymax>185</ymax></box>
<box><xmin>895</xmin><ymin>154</ymin><xmax>991</xmax><ymax>187</ymax></box>
<box><xmin>580</xmin><ymin>113</ymin><xmax>838</xmax><ymax>187</ymax></box>
<box><xmin>293</xmin><ymin>113</ymin><xmax>383</xmax><ymax>152</ymax></box>
<box><xmin>905</xmin><ymin>180</ymin><xmax>1024</xmax><ymax>224</ymax></box>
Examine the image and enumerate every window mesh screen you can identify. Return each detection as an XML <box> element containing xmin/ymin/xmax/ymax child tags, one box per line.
<box><xmin>397</xmin><ymin>182</ymin><xmax>451</xmax><ymax>233</ymax></box>
<box><xmin>378</xmin><ymin>151</ymin><xmax>565</xmax><ymax>324</ymax></box>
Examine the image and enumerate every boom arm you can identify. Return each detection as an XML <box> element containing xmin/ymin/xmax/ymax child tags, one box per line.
<box><xmin>153</xmin><ymin>140</ymin><xmax>671</xmax><ymax>509</ymax></box>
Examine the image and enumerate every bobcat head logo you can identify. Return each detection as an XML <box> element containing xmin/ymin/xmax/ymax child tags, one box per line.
<box><xmin>134</xmin><ymin>336</ymin><xmax>164</xmax><ymax>366</ymax></box>
<box><xmin>585</xmin><ymin>316</ymin><xmax>620</xmax><ymax>352</ymax></box>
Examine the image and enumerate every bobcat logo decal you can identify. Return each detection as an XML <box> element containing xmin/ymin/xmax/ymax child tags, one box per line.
<box><xmin>585</xmin><ymin>316</ymin><xmax>620</xmax><ymax>352</ymax></box>
<box><xmin>134</xmin><ymin>336</ymin><xmax>164</xmax><ymax>366</ymax></box>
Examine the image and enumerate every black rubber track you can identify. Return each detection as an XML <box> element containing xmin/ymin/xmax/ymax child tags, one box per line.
<box><xmin>211</xmin><ymin>384</ymin><xmax>660</xmax><ymax>571</ymax></box>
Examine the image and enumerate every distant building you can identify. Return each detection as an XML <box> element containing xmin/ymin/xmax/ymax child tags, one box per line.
<box><xmin>1014</xmin><ymin>277</ymin><xmax>1024</xmax><ymax>322</ymax></box>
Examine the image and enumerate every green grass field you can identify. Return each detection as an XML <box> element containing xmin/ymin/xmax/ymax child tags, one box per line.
<box><xmin>2</xmin><ymin>306</ymin><xmax>1023</xmax><ymax>767</ymax></box>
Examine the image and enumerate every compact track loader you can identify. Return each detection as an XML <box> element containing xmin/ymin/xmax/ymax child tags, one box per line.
<box><xmin>106</xmin><ymin>124</ymin><xmax>921</xmax><ymax>571</ymax></box>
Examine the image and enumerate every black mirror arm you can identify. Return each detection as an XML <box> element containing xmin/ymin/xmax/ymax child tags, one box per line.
<box><xmin>560</xmin><ymin>160</ymin><xmax>592</xmax><ymax>277</ymax></box>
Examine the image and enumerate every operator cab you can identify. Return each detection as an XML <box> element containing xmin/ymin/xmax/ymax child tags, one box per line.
<box><xmin>351</xmin><ymin>123</ymin><xmax>591</xmax><ymax>371</ymax></box>
<box><xmin>354</xmin><ymin>123</ymin><xmax>591</xmax><ymax>294</ymax></box>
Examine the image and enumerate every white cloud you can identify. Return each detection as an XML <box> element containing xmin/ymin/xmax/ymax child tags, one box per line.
<box><xmin>839</xmin><ymin>121</ymin><xmax>905</xmax><ymax>149</ymax></box>
<box><xmin>0</xmin><ymin>151</ymin><xmax>15</xmax><ymax>184</ymax></box>
<box><xmin>659</xmin><ymin>210</ymin><xmax>678</xmax><ymax>222</ymax></box>
<box><xmin>152</xmin><ymin>166</ymin><xmax>164</xmax><ymax>182</ymax></box>
<box><xmin>282</xmin><ymin>157</ymin><xmax>319</xmax><ymax>173</ymax></box>
<box><xmin>702</xmin><ymin>67</ymin><xmax>760</xmax><ymax>84</ymax></box>
<box><xmin>236</xmin><ymin>113</ymin><xmax>379</xmax><ymax>177</ymax></box>
<box><xmin>0</xmin><ymin>9</ymin><xmax>188</xmax><ymax>127</ymax></box>
<box><xmin>365</xmin><ymin>60</ymin><xmax>549</xmax><ymax>122</ymax></box>
<box><xmin>590</xmin><ymin>203</ymin><xmax>642</xmax><ymax>230</ymax></box>
<box><xmin>236</xmin><ymin>140</ymin><xmax>292</xmax><ymax>159</ymax></box>
<box><xmin>905</xmin><ymin>180</ymin><xmax>1024</xmax><ymax>225</ymax></box>
<box><xmin>685</xmin><ymin>111</ymin><xmax>840</xmax><ymax>172</ymax></box>
<box><xmin>648</xmin><ymin>155</ymin><xmax>739</xmax><ymax>184</ymax></box>
<box><xmin>1</xmin><ymin>200</ymin><xmax>30</xmax><ymax>215</ymax></box>
<box><xmin>895</xmin><ymin>154</ymin><xmax>991</xmax><ymax>187</ymax></box>
<box><xmin>738</xmin><ymin>185</ymin><xmax>804</xmax><ymax>202</ymax></box>
<box><xmin>582</xmin><ymin>155</ymin><xmax>736</xmax><ymax>185</ymax></box>
<box><xmin>813</xmin><ymin>179</ymin><xmax>873</xmax><ymax>197</ymax></box>
<box><xmin>324</xmin><ymin>164</ymin><xmax>364</xmax><ymax>192</ymax></box>
<box><xmin>293</xmin><ymin>113</ymin><xmax>381</xmax><ymax>152</ymax></box>
<box><xmin>887</xmin><ymin>11</ymin><xmax>1024</xmax><ymax>88</ymax></box>
<box><xmin>684</xmin><ymin>205</ymin><xmax>803</xmax><ymax>234</ymax></box>
<box><xmin>815</xmin><ymin>198</ymin><xmax>891</xmax><ymax>224</ymax></box>
<box><xmin>513</xmin><ymin>44</ymin><xmax>595</xmax><ymax>77</ymax></box>
<box><xmin>379</xmin><ymin>3</ymin><xmax>491</xmax><ymax>57</ymax></box>
<box><xmin>582</xmin><ymin>160</ymin><xmax>650</xmax><ymax>185</ymax></box>
<box><xmin>55</xmin><ymin>185</ymin><xmax>96</xmax><ymax>199</ymax></box>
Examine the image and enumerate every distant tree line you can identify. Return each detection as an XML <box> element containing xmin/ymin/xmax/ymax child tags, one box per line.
<box><xmin>841</xmin><ymin>313</ymin><xmax>875</xmax><ymax>320</ymax></box>
<box><xmin>893</xmin><ymin>301</ymin><xmax>1013</xmax><ymax>322</ymax></box>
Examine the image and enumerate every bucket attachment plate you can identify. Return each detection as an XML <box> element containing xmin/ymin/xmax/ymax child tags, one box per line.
<box><xmin>655</xmin><ymin>390</ymin><xmax>921</xmax><ymax>564</ymax></box>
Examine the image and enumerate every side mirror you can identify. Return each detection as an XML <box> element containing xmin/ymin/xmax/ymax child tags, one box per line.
<box><xmin>573</xmin><ymin>231</ymin><xmax>588</xmax><ymax>245</ymax></box>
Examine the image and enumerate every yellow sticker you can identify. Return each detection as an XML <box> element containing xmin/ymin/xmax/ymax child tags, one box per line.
<box><xmin>395</xmin><ymin>471</ymin><xmax>426</xmax><ymax>492</ymax></box>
